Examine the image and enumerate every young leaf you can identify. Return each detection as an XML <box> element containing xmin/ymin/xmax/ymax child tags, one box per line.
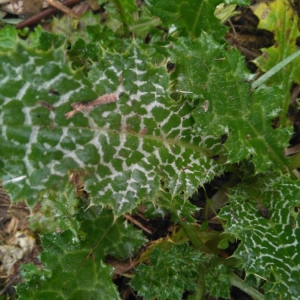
<box><xmin>28</xmin><ymin>187</ymin><xmax>80</xmax><ymax>236</ymax></box>
<box><xmin>214</xmin><ymin>4</ymin><xmax>240</xmax><ymax>24</ymax></box>
<box><xmin>145</xmin><ymin>0</ymin><xmax>249</xmax><ymax>40</ymax></box>
<box><xmin>102</xmin><ymin>0</ymin><xmax>137</xmax><ymax>36</ymax></box>
<box><xmin>37</xmin><ymin>31</ymin><xmax>66</xmax><ymax>51</ymax></box>
<box><xmin>17</xmin><ymin>208</ymin><xmax>146</xmax><ymax>299</ymax></box>
<box><xmin>204</xmin><ymin>260</ymin><xmax>231</xmax><ymax>299</ymax></box>
<box><xmin>52</xmin><ymin>11</ymin><xmax>101</xmax><ymax>43</ymax></box>
<box><xmin>17</xmin><ymin>235</ymin><xmax>120</xmax><ymax>299</ymax></box>
<box><xmin>0</xmin><ymin>25</ymin><xmax>19</xmax><ymax>50</ymax></box>
<box><xmin>154</xmin><ymin>189</ymin><xmax>199</xmax><ymax>222</ymax></box>
<box><xmin>78</xmin><ymin>208</ymin><xmax>148</xmax><ymax>260</ymax></box>
<box><xmin>145</xmin><ymin>0</ymin><xmax>227</xmax><ymax>40</ymax></box>
<box><xmin>218</xmin><ymin>175</ymin><xmax>300</xmax><ymax>299</ymax></box>
<box><xmin>0</xmin><ymin>41</ymin><xmax>223</xmax><ymax>216</ymax></box>
<box><xmin>171</xmin><ymin>35</ymin><xmax>292</xmax><ymax>172</ymax></box>
<box><xmin>130</xmin><ymin>243</ymin><xmax>204</xmax><ymax>300</ymax></box>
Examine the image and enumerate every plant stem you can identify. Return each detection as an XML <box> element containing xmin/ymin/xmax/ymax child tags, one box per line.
<box><xmin>130</xmin><ymin>18</ymin><xmax>162</xmax><ymax>34</ymax></box>
<box><xmin>230</xmin><ymin>272</ymin><xmax>265</xmax><ymax>300</ymax></box>
<box><xmin>179</xmin><ymin>221</ymin><xmax>211</xmax><ymax>253</ymax></box>
<box><xmin>288</xmin><ymin>152</ymin><xmax>300</xmax><ymax>170</ymax></box>
<box><xmin>193</xmin><ymin>266</ymin><xmax>206</xmax><ymax>300</ymax></box>
<box><xmin>179</xmin><ymin>221</ymin><xmax>265</xmax><ymax>300</ymax></box>
<box><xmin>112</xmin><ymin>0</ymin><xmax>130</xmax><ymax>37</ymax></box>
<box><xmin>280</xmin><ymin>88</ymin><xmax>292</xmax><ymax>128</ymax></box>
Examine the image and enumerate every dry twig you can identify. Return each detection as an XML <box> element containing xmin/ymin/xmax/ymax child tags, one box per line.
<box><xmin>65</xmin><ymin>94</ymin><xmax>118</xmax><ymax>119</ymax></box>
<box><xmin>46</xmin><ymin>0</ymin><xmax>79</xmax><ymax>18</ymax></box>
<box><xmin>15</xmin><ymin>0</ymin><xmax>81</xmax><ymax>29</ymax></box>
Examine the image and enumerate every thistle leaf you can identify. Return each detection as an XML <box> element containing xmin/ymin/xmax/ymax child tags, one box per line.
<box><xmin>130</xmin><ymin>243</ymin><xmax>204</xmax><ymax>300</ymax></box>
<box><xmin>0</xmin><ymin>42</ymin><xmax>223</xmax><ymax>216</ymax></box>
<box><xmin>17</xmin><ymin>208</ymin><xmax>146</xmax><ymax>299</ymax></box>
<box><xmin>204</xmin><ymin>261</ymin><xmax>231</xmax><ymax>299</ymax></box>
<box><xmin>218</xmin><ymin>175</ymin><xmax>300</xmax><ymax>299</ymax></box>
<box><xmin>0</xmin><ymin>25</ymin><xmax>19</xmax><ymax>50</ymax></box>
<box><xmin>145</xmin><ymin>0</ymin><xmax>249</xmax><ymax>40</ymax></box>
<box><xmin>28</xmin><ymin>186</ymin><xmax>80</xmax><ymax>236</ymax></box>
<box><xmin>171</xmin><ymin>35</ymin><xmax>291</xmax><ymax>172</ymax></box>
<box><xmin>145</xmin><ymin>0</ymin><xmax>226</xmax><ymax>39</ymax></box>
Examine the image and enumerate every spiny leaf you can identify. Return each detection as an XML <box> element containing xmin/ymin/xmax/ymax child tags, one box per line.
<box><xmin>102</xmin><ymin>0</ymin><xmax>137</xmax><ymax>36</ymax></box>
<box><xmin>17</xmin><ymin>208</ymin><xmax>146</xmax><ymax>300</ymax></box>
<box><xmin>154</xmin><ymin>189</ymin><xmax>199</xmax><ymax>222</ymax></box>
<box><xmin>130</xmin><ymin>243</ymin><xmax>204</xmax><ymax>300</ymax></box>
<box><xmin>204</xmin><ymin>260</ymin><xmax>231</xmax><ymax>299</ymax></box>
<box><xmin>218</xmin><ymin>175</ymin><xmax>300</xmax><ymax>300</ymax></box>
<box><xmin>145</xmin><ymin>0</ymin><xmax>249</xmax><ymax>40</ymax></box>
<box><xmin>37</xmin><ymin>31</ymin><xmax>66</xmax><ymax>51</ymax></box>
<box><xmin>78</xmin><ymin>208</ymin><xmax>148</xmax><ymax>260</ymax></box>
<box><xmin>52</xmin><ymin>11</ymin><xmax>101</xmax><ymax>43</ymax></box>
<box><xmin>0</xmin><ymin>25</ymin><xmax>19</xmax><ymax>50</ymax></box>
<box><xmin>171</xmin><ymin>34</ymin><xmax>292</xmax><ymax>172</ymax></box>
<box><xmin>145</xmin><ymin>0</ymin><xmax>226</xmax><ymax>39</ymax></box>
<box><xmin>68</xmin><ymin>37</ymin><xmax>101</xmax><ymax>70</ymax></box>
<box><xmin>28</xmin><ymin>186</ymin><xmax>80</xmax><ymax>236</ymax></box>
<box><xmin>0</xmin><ymin>42</ymin><xmax>223</xmax><ymax>216</ymax></box>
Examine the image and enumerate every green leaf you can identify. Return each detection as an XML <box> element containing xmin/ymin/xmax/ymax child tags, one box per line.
<box><xmin>68</xmin><ymin>38</ymin><xmax>101</xmax><ymax>70</ymax></box>
<box><xmin>218</xmin><ymin>175</ymin><xmax>300</xmax><ymax>299</ymax></box>
<box><xmin>171</xmin><ymin>35</ymin><xmax>292</xmax><ymax>172</ymax></box>
<box><xmin>0</xmin><ymin>42</ymin><xmax>223</xmax><ymax>215</ymax></box>
<box><xmin>28</xmin><ymin>186</ymin><xmax>80</xmax><ymax>236</ymax></box>
<box><xmin>130</xmin><ymin>243</ymin><xmax>204</xmax><ymax>300</ymax></box>
<box><xmin>214</xmin><ymin>4</ymin><xmax>239</xmax><ymax>24</ymax></box>
<box><xmin>251</xmin><ymin>50</ymin><xmax>300</xmax><ymax>90</ymax></box>
<box><xmin>252</xmin><ymin>0</ymin><xmax>300</xmax><ymax>125</ymax></box>
<box><xmin>145</xmin><ymin>0</ymin><xmax>227</xmax><ymax>40</ymax></box>
<box><xmin>37</xmin><ymin>31</ymin><xmax>66</xmax><ymax>51</ymax></box>
<box><xmin>17</xmin><ymin>236</ymin><xmax>120</xmax><ymax>299</ymax></box>
<box><xmin>204</xmin><ymin>260</ymin><xmax>231</xmax><ymax>299</ymax></box>
<box><xmin>52</xmin><ymin>11</ymin><xmax>100</xmax><ymax>43</ymax></box>
<box><xmin>17</xmin><ymin>208</ymin><xmax>146</xmax><ymax>299</ymax></box>
<box><xmin>19</xmin><ymin>263</ymin><xmax>52</xmax><ymax>281</ymax></box>
<box><xmin>129</xmin><ymin>5</ymin><xmax>163</xmax><ymax>39</ymax></box>
<box><xmin>86</xmin><ymin>24</ymin><xmax>127</xmax><ymax>52</ymax></box>
<box><xmin>101</xmin><ymin>0</ymin><xmax>137</xmax><ymax>37</ymax></box>
<box><xmin>154</xmin><ymin>189</ymin><xmax>198</xmax><ymax>223</ymax></box>
<box><xmin>0</xmin><ymin>25</ymin><xmax>19</xmax><ymax>50</ymax></box>
<box><xmin>252</xmin><ymin>0</ymin><xmax>300</xmax><ymax>84</ymax></box>
<box><xmin>78</xmin><ymin>208</ymin><xmax>147</xmax><ymax>260</ymax></box>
